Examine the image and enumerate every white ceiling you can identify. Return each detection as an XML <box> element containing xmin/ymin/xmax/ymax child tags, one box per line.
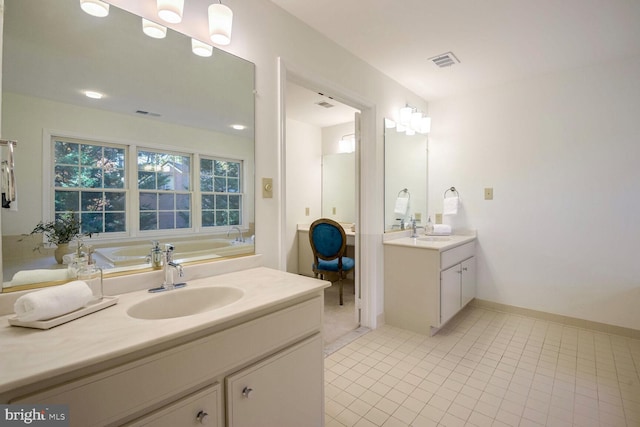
<box><xmin>271</xmin><ymin>0</ymin><xmax>640</xmax><ymax>102</ymax></box>
<box><xmin>286</xmin><ymin>82</ymin><xmax>359</xmax><ymax>128</ymax></box>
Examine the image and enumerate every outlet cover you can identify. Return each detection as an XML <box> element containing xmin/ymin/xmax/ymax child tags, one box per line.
<box><xmin>484</xmin><ymin>187</ymin><xmax>493</xmax><ymax>200</ymax></box>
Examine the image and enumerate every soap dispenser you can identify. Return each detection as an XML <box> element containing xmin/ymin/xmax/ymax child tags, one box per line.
<box><xmin>78</xmin><ymin>245</ymin><xmax>103</xmax><ymax>302</ymax></box>
<box><xmin>426</xmin><ymin>216</ymin><xmax>434</xmax><ymax>235</ymax></box>
<box><xmin>148</xmin><ymin>240</ymin><xmax>163</xmax><ymax>269</ymax></box>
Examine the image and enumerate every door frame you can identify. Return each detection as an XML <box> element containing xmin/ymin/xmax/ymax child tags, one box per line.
<box><xmin>277</xmin><ymin>57</ymin><xmax>377</xmax><ymax>329</ymax></box>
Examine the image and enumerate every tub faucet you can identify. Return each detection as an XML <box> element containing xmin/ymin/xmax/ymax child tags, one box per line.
<box><xmin>149</xmin><ymin>244</ymin><xmax>186</xmax><ymax>292</ymax></box>
<box><xmin>227</xmin><ymin>226</ymin><xmax>245</xmax><ymax>242</ymax></box>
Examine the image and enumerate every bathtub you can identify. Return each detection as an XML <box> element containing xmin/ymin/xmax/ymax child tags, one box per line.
<box><xmin>97</xmin><ymin>239</ymin><xmax>254</xmax><ymax>267</ymax></box>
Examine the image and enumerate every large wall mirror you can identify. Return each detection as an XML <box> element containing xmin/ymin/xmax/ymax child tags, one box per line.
<box><xmin>384</xmin><ymin>122</ymin><xmax>428</xmax><ymax>231</ymax></box>
<box><xmin>0</xmin><ymin>0</ymin><xmax>255</xmax><ymax>292</ymax></box>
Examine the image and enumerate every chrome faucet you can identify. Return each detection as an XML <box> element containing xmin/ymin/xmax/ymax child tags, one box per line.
<box><xmin>410</xmin><ymin>219</ymin><xmax>425</xmax><ymax>238</ymax></box>
<box><xmin>149</xmin><ymin>243</ymin><xmax>186</xmax><ymax>293</ymax></box>
<box><xmin>227</xmin><ymin>226</ymin><xmax>245</xmax><ymax>242</ymax></box>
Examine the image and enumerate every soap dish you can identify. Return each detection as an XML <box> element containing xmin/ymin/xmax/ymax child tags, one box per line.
<box><xmin>8</xmin><ymin>296</ymin><xmax>119</xmax><ymax>330</ymax></box>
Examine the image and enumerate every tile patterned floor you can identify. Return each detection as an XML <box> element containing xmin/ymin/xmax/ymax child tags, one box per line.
<box><xmin>324</xmin><ymin>306</ymin><xmax>640</xmax><ymax>426</ymax></box>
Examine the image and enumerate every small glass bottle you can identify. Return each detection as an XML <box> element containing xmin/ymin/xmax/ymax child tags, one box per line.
<box><xmin>78</xmin><ymin>246</ymin><xmax>103</xmax><ymax>302</ymax></box>
<box><xmin>426</xmin><ymin>216</ymin><xmax>434</xmax><ymax>235</ymax></box>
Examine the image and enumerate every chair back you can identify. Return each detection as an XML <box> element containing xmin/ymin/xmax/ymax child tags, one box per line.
<box><xmin>309</xmin><ymin>218</ymin><xmax>347</xmax><ymax>263</ymax></box>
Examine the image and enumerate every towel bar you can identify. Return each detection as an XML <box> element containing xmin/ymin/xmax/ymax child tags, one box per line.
<box><xmin>444</xmin><ymin>186</ymin><xmax>459</xmax><ymax>198</ymax></box>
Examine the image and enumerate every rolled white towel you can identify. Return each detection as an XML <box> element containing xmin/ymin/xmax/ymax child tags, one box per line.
<box><xmin>13</xmin><ymin>281</ymin><xmax>93</xmax><ymax>322</ymax></box>
<box><xmin>8</xmin><ymin>269</ymin><xmax>71</xmax><ymax>287</ymax></box>
<box><xmin>431</xmin><ymin>224</ymin><xmax>452</xmax><ymax>235</ymax></box>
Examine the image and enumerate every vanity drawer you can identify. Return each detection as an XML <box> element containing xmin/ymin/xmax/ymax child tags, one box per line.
<box><xmin>124</xmin><ymin>383</ymin><xmax>222</xmax><ymax>427</ymax></box>
<box><xmin>12</xmin><ymin>296</ymin><xmax>322</xmax><ymax>427</ymax></box>
<box><xmin>441</xmin><ymin>242</ymin><xmax>475</xmax><ymax>269</ymax></box>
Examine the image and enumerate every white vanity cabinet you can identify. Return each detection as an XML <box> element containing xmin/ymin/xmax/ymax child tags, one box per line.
<box><xmin>6</xmin><ymin>296</ymin><xmax>324</xmax><ymax>427</ymax></box>
<box><xmin>226</xmin><ymin>334</ymin><xmax>323</xmax><ymax>426</ymax></box>
<box><xmin>384</xmin><ymin>238</ymin><xmax>476</xmax><ymax>335</ymax></box>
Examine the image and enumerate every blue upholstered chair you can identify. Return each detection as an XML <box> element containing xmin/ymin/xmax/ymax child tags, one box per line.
<box><xmin>308</xmin><ymin>218</ymin><xmax>355</xmax><ymax>305</ymax></box>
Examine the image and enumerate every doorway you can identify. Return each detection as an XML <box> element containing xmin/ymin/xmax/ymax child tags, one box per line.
<box><xmin>283</xmin><ymin>81</ymin><xmax>360</xmax><ymax>346</ymax></box>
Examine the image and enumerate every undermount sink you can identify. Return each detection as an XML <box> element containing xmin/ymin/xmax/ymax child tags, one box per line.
<box><xmin>417</xmin><ymin>236</ymin><xmax>452</xmax><ymax>242</ymax></box>
<box><xmin>127</xmin><ymin>286</ymin><xmax>244</xmax><ymax>320</ymax></box>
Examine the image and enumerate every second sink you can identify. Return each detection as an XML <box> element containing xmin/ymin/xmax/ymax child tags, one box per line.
<box><xmin>127</xmin><ymin>286</ymin><xmax>244</xmax><ymax>320</ymax></box>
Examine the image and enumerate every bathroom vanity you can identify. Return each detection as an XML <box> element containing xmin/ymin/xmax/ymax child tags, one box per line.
<box><xmin>0</xmin><ymin>267</ymin><xmax>328</xmax><ymax>426</ymax></box>
<box><xmin>383</xmin><ymin>234</ymin><xmax>476</xmax><ymax>335</ymax></box>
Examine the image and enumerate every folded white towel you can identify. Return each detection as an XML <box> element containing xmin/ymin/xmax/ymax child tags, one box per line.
<box><xmin>13</xmin><ymin>280</ymin><xmax>93</xmax><ymax>322</ymax></box>
<box><xmin>394</xmin><ymin>197</ymin><xmax>409</xmax><ymax>216</ymax></box>
<box><xmin>443</xmin><ymin>196</ymin><xmax>459</xmax><ymax>215</ymax></box>
<box><xmin>431</xmin><ymin>224</ymin><xmax>452</xmax><ymax>235</ymax></box>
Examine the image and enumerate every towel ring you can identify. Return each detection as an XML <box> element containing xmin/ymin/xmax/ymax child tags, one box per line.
<box><xmin>397</xmin><ymin>188</ymin><xmax>410</xmax><ymax>199</ymax></box>
<box><xmin>444</xmin><ymin>187</ymin><xmax>459</xmax><ymax>198</ymax></box>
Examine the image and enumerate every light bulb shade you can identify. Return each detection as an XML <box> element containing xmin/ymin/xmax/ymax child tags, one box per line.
<box><xmin>142</xmin><ymin>19</ymin><xmax>167</xmax><ymax>39</ymax></box>
<box><xmin>338</xmin><ymin>137</ymin><xmax>355</xmax><ymax>153</ymax></box>
<box><xmin>396</xmin><ymin>123</ymin><xmax>406</xmax><ymax>133</ymax></box>
<box><xmin>157</xmin><ymin>0</ymin><xmax>184</xmax><ymax>24</ymax></box>
<box><xmin>209</xmin><ymin>3</ymin><xmax>233</xmax><ymax>45</ymax></box>
<box><xmin>419</xmin><ymin>117</ymin><xmax>432</xmax><ymax>134</ymax></box>
<box><xmin>80</xmin><ymin>0</ymin><xmax>109</xmax><ymax>17</ymax></box>
<box><xmin>192</xmin><ymin>39</ymin><xmax>213</xmax><ymax>57</ymax></box>
<box><xmin>399</xmin><ymin>106</ymin><xmax>412</xmax><ymax>126</ymax></box>
<box><xmin>411</xmin><ymin>112</ymin><xmax>422</xmax><ymax>131</ymax></box>
<box><xmin>406</xmin><ymin>128</ymin><xmax>416</xmax><ymax>136</ymax></box>
<box><xmin>384</xmin><ymin>118</ymin><xmax>396</xmax><ymax>129</ymax></box>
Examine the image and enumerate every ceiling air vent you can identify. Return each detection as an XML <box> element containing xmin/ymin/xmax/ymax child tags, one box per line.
<box><xmin>428</xmin><ymin>52</ymin><xmax>460</xmax><ymax>68</ymax></box>
<box><xmin>136</xmin><ymin>110</ymin><xmax>162</xmax><ymax>117</ymax></box>
<box><xmin>315</xmin><ymin>101</ymin><xmax>334</xmax><ymax>109</ymax></box>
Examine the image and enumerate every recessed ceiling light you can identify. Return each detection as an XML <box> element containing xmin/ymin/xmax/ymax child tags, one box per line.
<box><xmin>84</xmin><ymin>91</ymin><xmax>104</xmax><ymax>99</ymax></box>
<box><xmin>231</xmin><ymin>124</ymin><xmax>246</xmax><ymax>130</ymax></box>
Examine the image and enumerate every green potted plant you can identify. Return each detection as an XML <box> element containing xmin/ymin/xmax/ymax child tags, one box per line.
<box><xmin>27</xmin><ymin>212</ymin><xmax>92</xmax><ymax>264</ymax></box>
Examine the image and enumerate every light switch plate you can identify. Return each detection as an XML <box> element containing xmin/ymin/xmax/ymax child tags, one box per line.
<box><xmin>262</xmin><ymin>178</ymin><xmax>273</xmax><ymax>198</ymax></box>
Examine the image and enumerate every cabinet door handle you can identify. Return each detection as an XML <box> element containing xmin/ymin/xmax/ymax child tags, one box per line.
<box><xmin>196</xmin><ymin>410</ymin><xmax>209</xmax><ymax>424</ymax></box>
<box><xmin>242</xmin><ymin>386</ymin><xmax>254</xmax><ymax>398</ymax></box>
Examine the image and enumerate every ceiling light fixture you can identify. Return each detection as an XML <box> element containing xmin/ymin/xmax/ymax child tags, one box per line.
<box><xmin>192</xmin><ymin>39</ymin><xmax>213</xmax><ymax>57</ymax></box>
<box><xmin>208</xmin><ymin>1</ymin><xmax>233</xmax><ymax>46</ymax></box>
<box><xmin>231</xmin><ymin>124</ymin><xmax>246</xmax><ymax>130</ymax></box>
<box><xmin>79</xmin><ymin>0</ymin><xmax>109</xmax><ymax>17</ymax></box>
<box><xmin>157</xmin><ymin>0</ymin><xmax>184</xmax><ymax>24</ymax></box>
<box><xmin>84</xmin><ymin>91</ymin><xmax>104</xmax><ymax>99</ymax></box>
<box><xmin>142</xmin><ymin>19</ymin><xmax>167</xmax><ymax>39</ymax></box>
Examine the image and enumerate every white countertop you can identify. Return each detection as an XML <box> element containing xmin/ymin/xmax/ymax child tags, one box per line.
<box><xmin>0</xmin><ymin>267</ymin><xmax>329</xmax><ymax>395</ymax></box>
<box><xmin>383</xmin><ymin>233</ymin><xmax>476</xmax><ymax>251</ymax></box>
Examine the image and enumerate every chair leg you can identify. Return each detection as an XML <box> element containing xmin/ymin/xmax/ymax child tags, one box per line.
<box><xmin>339</xmin><ymin>280</ymin><xmax>343</xmax><ymax>306</ymax></box>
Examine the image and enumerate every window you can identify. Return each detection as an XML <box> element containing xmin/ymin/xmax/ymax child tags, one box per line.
<box><xmin>200</xmin><ymin>157</ymin><xmax>243</xmax><ymax>227</ymax></box>
<box><xmin>50</xmin><ymin>137</ymin><xmax>244</xmax><ymax>236</ymax></box>
<box><xmin>137</xmin><ymin>149</ymin><xmax>191</xmax><ymax>231</ymax></box>
<box><xmin>53</xmin><ymin>138</ymin><xmax>126</xmax><ymax>234</ymax></box>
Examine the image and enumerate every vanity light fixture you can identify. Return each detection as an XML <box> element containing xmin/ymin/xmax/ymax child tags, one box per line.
<box><xmin>399</xmin><ymin>106</ymin><xmax>413</xmax><ymax>127</ymax></box>
<box><xmin>384</xmin><ymin>118</ymin><xmax>396</xmax><ymax>129</ymax></box>
<box><xmin>79</xmin><ymin>0</ymin><xmax>109</xmax><ymax>17</ymax></box>
<box><xmin>84</xmin><ymin>90</ymin><xmax>103</xmax><ymax>99</ymax></box>
<box><xmin>397</xmin><ymin>105</ymin><xmax>431</xmax><ymax>135</ymax></box>
<box><xmin>208</xmin><ymin>1</ymin><xmax>234</xmax><ymax>46</ymax></box>
<box><xmin>157</xmin><ymin>0</ymin><xmax>184</xmax><ymax>24</ymax></box>
<box><xmin>338</xmin><ymin>134</ymin><xmax>356</xmax><ymax>154</ymax></box>
<box><xmin>142</xmin><ymin>19</ymin><xmax>167</xmax><ymax>39</ymax></box>
<box><xmin>192</xmin><ymin>39</ymin><xmax>213</xmax><ymax>57</ymax></box>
